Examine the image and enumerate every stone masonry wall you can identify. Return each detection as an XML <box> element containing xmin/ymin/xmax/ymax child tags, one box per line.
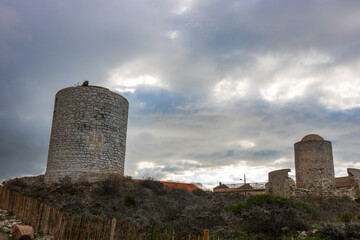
<box><xmin>334</xmin><ymin>168</ymin><xmax>360</xmax><ymax>199</ymax></box>
<box><xmin>266</xmin><ymin>169</ymin><xmax>295</xmax><ymax>198</ymax></box>
<box><xmin>45</xmin><ymin>85</ymin><xmax>128</xmax><ymax>183</ymax></box>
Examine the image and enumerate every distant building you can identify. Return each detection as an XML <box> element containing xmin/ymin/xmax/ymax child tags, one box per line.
<box><xmin>213</xmin><ymin>182</ymin><xmax>229</xmax><ymax>190</ymax></box>
<box><xmin>213</xmin><ymin>182</ymin><xmax>266</xmax><ymax>195</ymax></box>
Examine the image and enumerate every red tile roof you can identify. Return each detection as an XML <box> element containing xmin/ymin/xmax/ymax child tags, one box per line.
<box><xmin>134</xmin><ymin>179</ymin><xmax>200</xmax><ymax>192</ymax></box>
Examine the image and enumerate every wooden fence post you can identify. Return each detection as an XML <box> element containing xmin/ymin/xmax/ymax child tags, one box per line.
<box><xmin>4</xmin><ymin>189</ymin><xmax>9</xmax><ymax>210</ymax></box>
<box><xmin>0</xmin><ymin>186</ymin><xmax>4</xmax><ymax>209</ymax></box>
<box><xmin>203</xmin><ymin>229</ymin><xmax>209</xmax><ymax>240</ymax></box>
<box><xmin>109</xmin><ymin>218</ymin><xmax>116</xmax><ymax>240</ymax></box>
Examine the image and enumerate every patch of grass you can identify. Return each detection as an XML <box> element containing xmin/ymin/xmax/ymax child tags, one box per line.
<box><xmin>339</xmin><ymin>212</ymin><xmax>353</xmax><ymax>223</ymax></box>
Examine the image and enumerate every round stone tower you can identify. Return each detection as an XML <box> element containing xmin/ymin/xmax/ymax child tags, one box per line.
<box><xmin>294</xmin><ymin>134</ymin><xmax>335</xmax><ymax>196</ymax></box>
<box><xmin>45</xmin><ymin>84</ymin><xmax>129</xmax><ymax>183</ymax></box>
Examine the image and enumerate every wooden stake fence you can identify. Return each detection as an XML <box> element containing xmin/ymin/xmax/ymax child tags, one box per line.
<box><xmin>0</xmin><ymin>186</ymin><xmax>220</xmax><ymax>240</ymax></box>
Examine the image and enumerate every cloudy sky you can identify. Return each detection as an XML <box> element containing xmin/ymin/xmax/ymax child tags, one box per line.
<box><xmin>1</xmin><ymin>0</ymin><xmax>360</xmax><ymax>188</ymax></box>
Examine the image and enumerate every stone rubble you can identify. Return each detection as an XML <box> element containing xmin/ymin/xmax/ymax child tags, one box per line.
<box><xmin>0</xmin><ymin>209</ymin><xmax>23</xmax><ymax>234</ymax></box>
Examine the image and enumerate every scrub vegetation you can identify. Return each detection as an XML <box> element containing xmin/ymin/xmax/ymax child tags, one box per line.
<box><xmin>3</xmin><ymin>175</ymin><xmax>360</xmax><ymax>239</ymax></box>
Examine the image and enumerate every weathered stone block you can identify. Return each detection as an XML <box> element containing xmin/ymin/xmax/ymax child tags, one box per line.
<box><xmin>12</xmin><ymin>225</ymin><xmax>34</xmax><ymax>240</ymax></box>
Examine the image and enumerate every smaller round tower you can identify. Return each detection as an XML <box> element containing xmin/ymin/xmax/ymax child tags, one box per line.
<box><xmin>294</xmin><ymin>134</ymin><xmax>335</xmax><ymax>196</ymax></box>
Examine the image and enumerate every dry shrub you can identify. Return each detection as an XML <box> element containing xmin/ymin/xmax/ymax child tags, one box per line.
<box><xmin>139</xmin><ymin>178</ymin><xmax>168</xmax><ymax>195</ymax></box>
<box><xmin>192</xmin><ymin>189</ymin><xmax>207</xmax><ymax>197</ymax></box>
<box><xmin>60</xmin><ymin>201</ymin><xmax>86</xmax><ymax>215</ymax></box>
<box><xmin>3</xmin><ymin>177</ymin><xmax>27</xmax><ymax>191</ymax></box>
<box><xmin>241</xmin><ymin>206</ymin><xmax>311</xmax><ymax>237</ymax></box>
<box><xmin>319</xmin><ymin>222</ymin><xmax>346</xmax><ymax>240</ymax></box>
<box><xmin>95</xmin><ymin>174</ymin><xmax>124</xmax><ymax>196</ymax></box>
<box><xmin>58</xmin><ymin>176</ymin><xmax>78</xmax><ymax>195</ymax></box>
<box><xmin>307</xmin><ymin>197</ymin><xmax>360</xmax><ymax>222</ymax></box>
<box><xmin>319</xmin><ymin>221</ymin><xmax>360</xmax><ymax>240</ymax></box>
<box><xmin>345</xmin><ymin>222</ymin><xmax>360</xmax><ymax>239</ymax></box>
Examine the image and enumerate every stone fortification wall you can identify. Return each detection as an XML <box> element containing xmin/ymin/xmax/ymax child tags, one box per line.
<box><xmin>294</xmin><ymin>134</ymin><xmax>335</xmax><ymax>197</ymax></box>
<box><xmin>335</xmin><ymin>177</ymin><xmax>353</xmax><ymax>189</ymax></box>
<box><xmin>348</xmin><ymin>168</ymin><xmax>360</xmax><ymax>186</ymax></box>
<box><xmin>266</xmin><ymin>134</ymin><xmax>360</xmax><ymax>200</ymax></box>
<box><xmin>45</xmin><ymin>85</ymin><xmax>128</xmax><ymax>183</ymax></box>
<box><xmin>265</xmin><ymin>169</ymin><xmax>295</xmax><ymax>198</ymax></box>
<box><xmin>334</xmin><ymin>168</ymin><xmax>360</xmax><ymax>199</ymax></box>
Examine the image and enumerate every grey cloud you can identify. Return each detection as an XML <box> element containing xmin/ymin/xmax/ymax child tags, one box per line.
<box><xmin>1</xmin><ymin>0</ymin><xmax>360</xmax><ymax>187</ymax></box>
<box><xmin>134</xmin><ymin>167</ymin><xmax>167</xmax><ymax>180</ymax></box>
<box><xmin>134</xmin><ymin>160</ymin><xmax>206</xmax><ymax>179</ymax></box>
<box><xmin>185</xmin><ymin>0</ymin><xmax>360</xmax><ymax>53</ymax></box>
<box><xmin>126</xmin><ymin>96</ymin><xmax>360</xmax><ymax>178</ymax></box>
<box><xmin>0</xmin><ymin>112</ymin><xmax>48</xmax><ymax>182</ymax></box>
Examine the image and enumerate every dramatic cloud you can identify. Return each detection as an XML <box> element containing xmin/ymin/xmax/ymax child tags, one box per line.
<box><xmin>1</xmin><ymin>0</ymin><xmax>360</xmax><ymax>188</ymax></box>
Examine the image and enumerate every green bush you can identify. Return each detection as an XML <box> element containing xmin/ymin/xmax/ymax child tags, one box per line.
<box><xmin>229</xmin><ymin>194</ymin><xmax>316</xmax><ymax>237</ymax></box>
<box><xmin>229</xmin><ymin>194</ymin><xmax>317</xmax><ymax>219</ymax></box>
<box><xmin>124</xmin><ymin>194</ymin><xmax>136</xmax><ymax>208</ymax></box>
